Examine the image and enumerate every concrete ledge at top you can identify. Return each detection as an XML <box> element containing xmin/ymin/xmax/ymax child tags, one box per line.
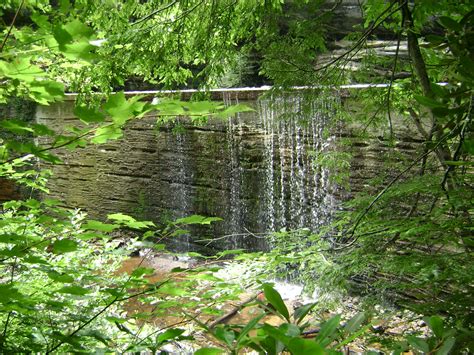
<box><xmin>61</xmin><ymin>84</ymin><xmax>393</xmax><ymax>102</ymax></box>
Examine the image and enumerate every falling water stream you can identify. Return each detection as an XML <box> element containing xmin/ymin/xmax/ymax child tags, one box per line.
<box><xmin>219</xmin><ymin>92</ymin><xmax>339</xmax><ymax>250</ymax></box>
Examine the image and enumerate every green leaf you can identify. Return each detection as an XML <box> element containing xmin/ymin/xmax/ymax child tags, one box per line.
<box><xmin>316</xmin><ymin>314</ymin><xmax>341</xmax><ymax>346</ymax></box>
<box><xmin>185</xmin><ymin>101</ymin><xmax>220</xmax><ymax>115</ymax></box>
<box><xmin>261</xmin><ymin>324</ymin><xmax>291</xmax><ymax>347</ymax></box>
<box><xmin>438</xmin><ymin>16</ymin><xmax>462</xmax><ymax>32</ymax></box>
<box><xmin>236</xmin><ymin>314</ymin><xmax>265</xmax><ymax>343</ymax></box>
<box><xmin>0</xmin><ymin>233</ymin><xmax>30</xmax><ymax>244</ymax></box>
<box><xmin>131</xmin><ymin>267</ymin><xmax>155</xmax><ymax>277</ymax></box>
<box><xmin>263</xmin><ymin>284</ymin><xmax>290</xmax><ymax>322</ymax></box>
<box><xmin>29</xmin><ymin>80</ymin><xmax>64</xmax><ymax>103</ymax></box>
<box><xmin>175</xmin><ymin>215</ymin><xmax>223</xmax><ymax>225</ymax></box>
<box><xmin>156</xmin><ymin>328</ymin><xmax>185</xmax><ymax>344</ymax></box>
<box><xmin>217</xmin><ymin>249</ymin><xmax>244</xmax><ymax>258</ymax></box>
<box><xmin>0</xmin><ymin>285</ymin><xmax>24</xmax><ymax>303</ymax></box>
<box><xmin>103</xmin><ymin>92</ymin><xmax>136</xmax><ymax>125</ymax></box>
<box><xmin>82</xmin><ymin>220</ymin><xmax>118</xmax><ymax>232</ymax></box>
<box><xmin>216</xmin><ymin>103</ymin><xmax>255</xmax><ymax>118</ymax></box>
<box><xmin>187</xmin><ymin>273</ymin><xmax>222</xmax><ymax>281</ymax></box>
<box><xmin>47</xmin><ymin>271</ymin><xmax>75</xmax><ymax>283</ymax></box>
<box><xmin>23</xmin><ymin>255</ymin><xmax>48</xmax><ymax>264</ymax></box>
<box><xmin>53</xmin><ymin>25</ymin><xmax>73</xmax><ymax>47</ymax></box>
<box><xmin>57</xmin><ymin>285</ymin><xmax>91</xmax><ymax>295</ymax></box>
<box><xmin>287</xmin><ymin>338</ymin><xmax>325</xmax><ymax>355</ymax></box>
<box><xmin>431</xmin><ymin>107</ymin><xmax>453</xmax><ymax>118</ymax></box>
<box><xmin>53</xmin><ymin>239</ymin><xmax>78</xmax><ymax>253</ymax></box>
<box><xmin>414</xmin><ymin>94</ymin><xmax>441</xmax><ymax>108</ymax></box>
<box><xmin>0</xmin><ymin>119</ymin><xmax>34</xmax><ymax>134</ymax></box>
<box><xmin>91</xmin><ymin>125</ymin><xmax>123</xmax><ymax>144</ymax></box>
<box><xmin>425</xmin><ymin>316</ymin><xmax>444</xmax><ymax>339</ymax></box>
<box><xmin>107</xmin><ymin>213</ymin><xmax>155</xmax><ymax>229</ymax></box>
<box><xmin>62</xmin><ymin>41</ymin><xmax>95</xmax><ymax>61</ymax></box>
<box><xmin>462</xmin><ymin>139</ymin><xmax>474</xmax><ymax>154</ymax></box>
<box><xmin>293</xmin><ymin>302</ymin><xmax>317</xmax><ymax>325</ymax></box>
<box><xmin>158</xmin><ymin>284</ymin><xmax>188</xmax><ymax>296</ymax></box>
<box><xmin>0</xmin><ymin>58</ymin><xmax>43</xmax><ymax>82</ymax></box>
<box><xmin>407</xmin><ymin>336</ymin><xmax>430</xmax><ymax>353</ymax></box>
<box><xmin>436</xmin><ymin>337</ymin><xmax>455</xmax><ymax>355</ymax></box>
<box><xmin>74</xmin><ymin>105</ymin><xmax>105</xmax><ymax>123</ymax></box>
<box><xmin>279</xmin><ymin>323</ymin><xmax>301</xmax><ymax>337</ymax></box>
<box><xmin>445</xmin><ymin>160</ymin><xmax>474</xmax><ymax>166</ymax></box>
<box><xmin>35</xmin><ymin>151</ymin><xmax>62</xmax><ymax>164</ymax></box>
<box><xmin>82</xmin><ymin>329</ymin><xmax>111</xmax><ymax>346</ymax></box>
<box><xmin>77</xmin><ymin>232</ymin><xmax>107</xmax><ymax>240</ymax></box>
<box><xmin>31</xmin><ymin>123</ymin><xmax>56</xmax><ymax>136</ymax></box>
<box><xmin>31</xmin><ymin>13</ymin><xmax>50</xmax><ymax>29</ymax></box>
<box><xmin>194</xmin><ymin>348</ymin><xmax>224</xmax><ymax>355</ymax></box>
<box><xmin>344</xmin><ymin>312</ymin><xmax>365</xmax><ymax>334</ymax></box>
<box><xmin>214</xmin><ymin>326</ymin><xmax>235</xmax><ymax>346</ymax></box>
<box><xmin>63</xmin><ymin>19</ymin><xmax>93</xmax><ymax>39</ymax></box>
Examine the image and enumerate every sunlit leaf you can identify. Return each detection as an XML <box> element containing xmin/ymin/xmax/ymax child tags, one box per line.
<box><xmin>263</xmin><ymin>284</ymin><xmax>290</xmax><ymax>321</ymax></box>
<box><xmin>82</xmin><ymin>220</ymin><xmax>118</xmax><ymax>232</ymax></box>
<box><xmin>53</xmin><ymin>239</ymin><xmax>79</xmax><ymax>253</ymax></box>
<box><xmin>175</xmin><ymin>215</ymin><xmax>223</xmax><ymax>225</ymax></box>
<box><xmin>288</xmin><ymin>338</ymin><xmax>324</xmax><ymax>354</ymax></box>
<box><xmin>47</xmin><ymin>271</ymin><xmax>75</xmax><ymax>283</ymax></box>
<box><xmin>407</xmin><ymin>336</ymin><xmax>430</xmax><ymax>353</ymax></box>
<box><xmin>156</xmin><ymin>328</ymin><xmax>185</xmax><ymax>344</ymax></box>
<box><xmin>74</xmin><ymin>105</ymin><xmax>105</xmax><ymax>123</ymax></box>
<box><xmin>293</xmin><ymin>302</ymin><xmax>317</xmax><ymax>325</ymax></box>
<box><xmin>57</xmin><ymin>285</ymin><xmax>91</xmax><ymax>295</ymax></box>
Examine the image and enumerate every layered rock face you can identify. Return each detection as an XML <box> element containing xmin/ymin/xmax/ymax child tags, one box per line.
<box><xmin>37</xmin><ymin>91</ymin><xmax>337</xmax><ymax>250</ymax></box>
<box><xmin>36</xmin><ymin>90</ymin><xmax>423</xmax><ymax>251</ymax></box>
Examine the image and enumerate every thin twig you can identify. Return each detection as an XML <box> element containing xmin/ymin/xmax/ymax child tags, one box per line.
<box><xmin>0</xmin><ymin>0</ymin><xmax>25</xmax><ymax>53</ymax></box>
<box><xmin>131</xmin><ymin>1</ymin><xmax>178</xmax><ymax>26</ymax></box>
<box><xmin>334</xmin><ymin>130</ymin><xmax>454</xmax><ymax>250</ymax></box>
<box><xmin>0</xmin><ymin>257</ymin><xmax>17</xmax><ymax>350</ymax></box>
<box><xmin>441</xmin><ymin>95</ymin><xmax>472</xmax><ymax>191</ymax></box>
<box><xmin>386</xmin><ymin>30</ymin><xmax>402</xmax><ymax>139</ymax></box>
<box><xmin>314</xmin><ymin>1</ymin><xmax>405</xmax><ymax>74</ymax></box>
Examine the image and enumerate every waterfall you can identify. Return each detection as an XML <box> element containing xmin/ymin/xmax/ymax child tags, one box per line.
<box><xmin>41</xmin><ymin>89</ymin><xmax>340</xmax><ymax>253</ymax></box>
<box><xmin>172</xmin><ymin>132</ymin><xmax>192</xmax><ymax>250</ymax></box>
<box><xmin>224</xmin><ymin>92</ymin><xmax>245</xmax><ymax>249</ymax></box>
<box><xmin>256</xmin><ymin>93</ymin><xmax>337</xmax><ymax>235</ymax></box>
<box><xmin>217</xmin><ymin>92</ymin><xmax>339</xmax><ymax>250</ymax></box>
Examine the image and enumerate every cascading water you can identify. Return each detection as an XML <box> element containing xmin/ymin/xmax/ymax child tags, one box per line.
<box><xmin>171</xmin><ymin>132</ymin><xmax>192</xmax><ymax>250</ymax></box>
<box><xmin>224</xmin><ymin>93</ymin><xmax>245</xmax><ymax>249</ymax></box>
<box><xmin>223</xmin><ymin>92</ymin><xmax>339</xmax><ymax>249</ymax></box>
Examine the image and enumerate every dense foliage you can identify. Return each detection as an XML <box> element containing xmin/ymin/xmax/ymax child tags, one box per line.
<box><xmin>268</xmin><ymin>0</ymin><xmax>474</xmax><ymax>325</ymax></box>
<box><xmin>1</xmin><ymin>0</ymin><xmax>473</xmax><ymax>353</ymax></box>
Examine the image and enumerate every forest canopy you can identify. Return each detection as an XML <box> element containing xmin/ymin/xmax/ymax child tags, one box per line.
<box><xmin>0</xmin><ymin>0</ymin><xmax>473</xmax><ymax>353</ymax></box>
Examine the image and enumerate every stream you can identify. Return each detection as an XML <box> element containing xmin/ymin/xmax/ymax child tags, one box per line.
<box><xmin>116</xmin><ymin>253</ymin><xmax>428</xmax><ymax>353</ymax></box>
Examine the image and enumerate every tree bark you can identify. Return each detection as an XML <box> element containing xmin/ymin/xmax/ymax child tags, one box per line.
<box><xmin>400</xmin><ymin>1</ymin><xmax>453</xmax><ymax>168</ymax></box>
